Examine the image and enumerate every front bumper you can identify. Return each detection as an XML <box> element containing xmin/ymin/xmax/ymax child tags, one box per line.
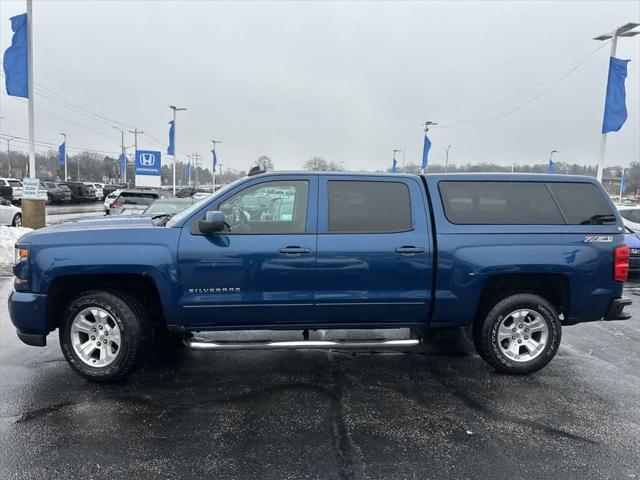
<box><xmin>8</xmin><ymin>290</ymin><xmax>49</xmax><ymax>346</ymax></box>
<box><xmin>604</xmin><ymin>297</ymin><xmax>632</xmax><ymax>321</ymax></box>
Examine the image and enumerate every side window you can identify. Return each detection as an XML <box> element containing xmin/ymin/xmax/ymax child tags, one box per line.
<box><xmin>219</xmin><ymin>180</ymin><xmax>309</xmax><ymax>234</ymax></box>
<box><xmin>328</xmin><ymin>180</ymin><xmax>412</xmax><ymax>233</ymax></box>
<box><xmin>439</xmin><ymin>181</ymin><xmax>564</xmax><ymax>225</ymax></box>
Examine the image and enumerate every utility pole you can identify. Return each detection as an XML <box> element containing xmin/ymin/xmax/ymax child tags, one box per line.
<box><xmin>113</xmin><ymin>127</ymin><xmax>125</xmax><ymax>183</ymax></box>
<box><xmin>444</xmin><ymin>145</ymin><xmax>452</xmax><ymax>173</ymax></box>
<box><xmin>129</xmin><ymin>128</ymin><xmax>143</xmax><ymax>156</ymax></box>
<box><xmin>211</xmin><ymin>139</ymin><xmax>222</xmax><ymax>193</ymax></box>
<box><xmin>169</xmin><ymin>105</ymin><xmax>186</xmax><ymax>194</ymax></box>
<box><xmin>593</xmin><ymin>22</ymin><xmax>640</xmax><ymax>183</ymax></box>
<box><xmin>60</xmin><ymin>133</ymin><xmax>67</xmax><ymax>181</ymax></box>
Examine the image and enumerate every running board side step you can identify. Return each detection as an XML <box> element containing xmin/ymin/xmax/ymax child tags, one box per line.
<box><xmin>185</xmin><ymin>338</ymin><xmax>420</xmax><ymax>351</ymax></box>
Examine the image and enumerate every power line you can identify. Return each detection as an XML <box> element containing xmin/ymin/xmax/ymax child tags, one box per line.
<box><xmin>0</xmin><ymin>132</ymin><xmax>121</xmax><ymax>156</ymax></box>
<box><xmin>437</xmin><ymin>40</ymin><xmax>612</xmax><ymax>129</ymax></box>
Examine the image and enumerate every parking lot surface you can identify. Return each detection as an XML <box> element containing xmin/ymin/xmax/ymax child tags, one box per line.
<box><xmin>1</xmin><ymin>276</ymin><xmax>639</xmax><ymax>480</ymax></box>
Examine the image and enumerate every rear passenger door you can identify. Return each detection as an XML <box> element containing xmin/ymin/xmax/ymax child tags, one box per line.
<box><xmin>316</xmin><ymin>176</ymin><xmax>432</xmax><ymax>325</ymax></box>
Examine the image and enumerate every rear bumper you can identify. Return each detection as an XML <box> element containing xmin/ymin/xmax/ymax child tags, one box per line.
<box><xmin>604</xmin><ymin>297</ymin><xmax>632</xmax><ymax>321</ymax></box>
<box><xmin>8</xmin><ymin>290</ymin><xmax>49</xmax><ymax>346</ymax></box>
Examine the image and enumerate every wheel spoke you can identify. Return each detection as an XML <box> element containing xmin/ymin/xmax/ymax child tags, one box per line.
<box><xmin>78</xmin><ymin>340</ymin><xmax>96</xmax><ymax>360</ymax></box>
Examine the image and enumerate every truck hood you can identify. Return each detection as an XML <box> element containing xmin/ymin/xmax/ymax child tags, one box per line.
<box><xmin>18</xmin><ymin>215</ymin><xmax>158</xmax><ymax>244</ymax></box>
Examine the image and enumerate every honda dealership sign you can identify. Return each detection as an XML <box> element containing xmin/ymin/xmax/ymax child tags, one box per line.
<box><xmin>135</xmin><ymin>150</ymin><xmax>162</xmax><ymax>187</ymax></box>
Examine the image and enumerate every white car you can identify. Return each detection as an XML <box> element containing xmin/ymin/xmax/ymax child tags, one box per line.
<box><xmin>84</xmin><ymin>182</ymin><xmax>104</xmax><ymax>201</ymax></box>
<box><xmin>617</xmin><ymin>205</ymin><xmax>640</xmax><ymax>231</ymax></box>
<box><xmin>103</xmin><ymin>189</ymin><xmax>122</xmax><ymax>214</ymax></box>
<box><xmin>0</xmin><ymin>196</ymin><xmax>22</xmax><ymax>226</ymax></box>
<box><xmin>0</xmin><ymin>177</ymin><xmax>23</xmax><ymax>203</ymax></box>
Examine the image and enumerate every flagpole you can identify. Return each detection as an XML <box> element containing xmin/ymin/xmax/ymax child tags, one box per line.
<box><xmin>211</xmin><ymin>139</ymin><xmax>222</xmax><ymax>193</ymax></box>
<box><xmin>26</xmin><ymin>0</ymin><xmax>35</xmax><ymax>179</ymax></box>
<box><xmin>596</xmin><ymin>34</ymin><xmax>618</xmax><ymax>184</ymax></box>
<box><xmin>619</xmin><ymin>168</ymin><xmax>625</xmax><ymax>203</ymax></box>
<box><xmin>61</xmin><ymin>133</ymin><xmax>67</xmax><ymax>181</ymax></box>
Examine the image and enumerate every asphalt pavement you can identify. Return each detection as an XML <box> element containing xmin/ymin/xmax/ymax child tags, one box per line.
<box><xmin>1</xmin><ymin>275</ymin><xmax>639</xmax><ymax>480</ymax></box>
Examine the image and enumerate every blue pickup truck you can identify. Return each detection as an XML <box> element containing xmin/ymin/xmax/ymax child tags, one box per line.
<box><xmin>9</xmin><ymin>172</ymin><xmax>632</xmax><ymax>382</ymax></box>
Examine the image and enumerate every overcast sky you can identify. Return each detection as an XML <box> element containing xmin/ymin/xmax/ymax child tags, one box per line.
<box><xmin>1</xmin><ymin>0</ymin><xmax>638</xmax><ymax>173</ymax></box>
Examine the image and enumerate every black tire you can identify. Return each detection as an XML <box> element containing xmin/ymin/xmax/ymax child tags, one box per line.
<box><xmin>46</xmin><ymin>194</ymin><xmax>53</xmax><ymax>205</ymax></box>
<box><xmin>59</xmin><ymin>289</ymin><xmax>148</xmax><ymax>382</ymax></box>
<box><xmin>473</xmin><ymin>293</ymin><xmax>561</xmax><ymax>375</ymax></box>
<box><xmin>11</xmin><ymin>213</ymin><xmax>22</xmax><ymax>227</ymax></box>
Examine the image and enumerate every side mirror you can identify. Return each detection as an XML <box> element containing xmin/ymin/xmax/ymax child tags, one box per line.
<box><xmin>198</xmin><ymin>210</ymin><xmax>226</xmax><ymax>234</ymax></box>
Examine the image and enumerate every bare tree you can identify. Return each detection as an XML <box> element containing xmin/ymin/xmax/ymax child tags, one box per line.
<box><xmin>303</xmin><ymin>156</ymin><xmax>345</xmax><ymax>171</ymax></box>
<box><xmin>255</xmin><ymin>155</ymin><xmax>274</xmax><ymax>171</ymax></box>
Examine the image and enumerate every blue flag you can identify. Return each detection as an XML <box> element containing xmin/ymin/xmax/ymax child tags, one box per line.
<box><xmin>621</xmin><ymin>173</ymin><xmax>626</xmax><ymax>195</ymax></box>
<box><xmin>119</xmin><ymin>153</ymin><xmax>126</xmax><ymax>173</ymax></box>
<box><xmin>547</xmin><ymin>158</ymin><xmax>554</xmax><ymax>174</ymax></box>
<box><xmin>185</xmin><ymin>159</ymin><xmax>190</xmax><ymax>179</ymax></box>
<box><xmin>602</xmin><ymin>57</ymin><xmax>631</xmax><ymax>134</ymax></box>
<box><xmin>391</xmin><ymin>157</ymin><xmax>397</xmax><ymax>173</ymax></box>
<box><xmin>167</xmin><ymin>120</ymin><xmax>175</xmax><ymax>155</ymax></box>
<box><xmin>421</xmin><ymin>134</ymin><xmax>431</xmax><ymax>170</ymax></box>
<box><xmin>58</xmin><ymin>142</ymin><xmax>66</xmax><ymax>166</ymax></box>
<box><xmin>3</xmin><ymin>13</ymin><xmax>28</xmax><ymax>98</ymax></box>
<box><xmin>211</xmin><ymin>148</ymin><xmax>218</xmax><ymax>172</ymax></box>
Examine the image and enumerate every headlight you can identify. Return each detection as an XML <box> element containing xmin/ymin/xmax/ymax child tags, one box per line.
<box><xmin>15</xmin><ymin>248</ymin><xmax>28</xmax><ymax>264</ymax></box>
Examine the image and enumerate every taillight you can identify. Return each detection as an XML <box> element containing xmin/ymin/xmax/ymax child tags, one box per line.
<box><xmin>111</xmin><ymin>201</ymin><xmax>123</xmax><ymax>208</ymax></box>
<box><xmin>614</xmin><ymin>245</ymin><xmax>630</xmax><ymax>282</ymax></box>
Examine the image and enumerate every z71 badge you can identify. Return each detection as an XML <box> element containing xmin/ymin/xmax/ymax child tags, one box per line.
<box><xmin>584</xmin><ymin>235</ymin><xmax>613</xmax><ymax>243</ymax></box>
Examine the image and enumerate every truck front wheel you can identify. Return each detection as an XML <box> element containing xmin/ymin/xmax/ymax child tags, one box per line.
<box><xmin>473</xmin><ymin>293</ymin><xmax>561</xmax><ymax>375</ymax></box>
<box><xmin>59</xmin><ymin>290</ymin><xmax>148</xmax><ymax>382</ymax></box>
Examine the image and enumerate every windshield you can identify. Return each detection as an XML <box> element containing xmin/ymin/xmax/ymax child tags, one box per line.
<box><xmin>166</xmin><ymin>178</ymin><xmax>246</xmax><ymax>227</ymax></box>
<box><xmin>8</xmin><ymin>180</ymin><xmax>22</xmax><ymax>188</ymax></box>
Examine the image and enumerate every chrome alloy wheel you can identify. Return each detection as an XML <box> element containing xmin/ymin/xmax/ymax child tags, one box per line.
<box><xmin>70</xmin><ymin>307</ymin><xmax>122</xmax><ymax>367</ymax></box>
<box><xmin>497</xmin><ymin>309</ymin><xmax>549</xmax><ymax>363</ymax></box>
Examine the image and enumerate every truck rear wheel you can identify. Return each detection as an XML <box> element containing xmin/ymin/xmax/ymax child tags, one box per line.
<box><xmin>59</xmin><ymin>290</ymin><xmax>148</xmax><ymax>382</ymax></box>
<box><xmin>473</xmin><ymin>293</ymin><xmax>561</xmax><ymax>375</ymax></box>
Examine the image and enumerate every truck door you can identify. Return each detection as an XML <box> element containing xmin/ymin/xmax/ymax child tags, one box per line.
<box><xmin>316</xmin><ymin>175</ymin><xmax>432</xmax><ymax>325</ymax></box>
<box><xmin>177</xmin><ymin>175</ymin><xmax>318</xmax><ymax>327</ymax></box>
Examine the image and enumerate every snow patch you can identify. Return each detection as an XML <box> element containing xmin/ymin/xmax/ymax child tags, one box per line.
<box><xmin>0</xmin><ymin>226</ymin><xmax>32</xmax><ymax>276</ymax></box>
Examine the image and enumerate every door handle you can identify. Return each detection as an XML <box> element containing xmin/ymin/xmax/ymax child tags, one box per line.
<box><xmin>395</xmin><ymin>246</ymin><xmax>425</xmax><ymax>255</ymax></box>
<box><xmin>279</xmin><ymin>246</ymin><xmax>311</xmax><ymax>255</ymax></box>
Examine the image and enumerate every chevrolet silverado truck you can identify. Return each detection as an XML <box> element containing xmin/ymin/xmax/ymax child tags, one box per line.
<box><xmin>9</xmin><ymin>172</ymin><xmax>632</xmax><ymax>382</ymax></box>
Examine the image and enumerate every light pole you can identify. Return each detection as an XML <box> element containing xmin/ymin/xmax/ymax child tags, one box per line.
<box><xmin>5</xmin><ymin>138</ymin><xmax>13</xmax><ymax>176</ymax></box>
<box><xmin>421</xmin><ymin>121</ymin><xmax>437</xmax><ymax>174</ymax></box>
<box><xmin>113</xmin><ymin>127</ymin><xmax>125</xmax><ymax>183</ymax></box>
<box><xmin>392</xmin><ymin>149</ymin><xmax>401</xmax><ymax>173</ymax></box>
<box><xmin>169</xmin><ymin>105</ymin><xmax>187</xmax><ymax>194</ymax></box>
<box><xmin>60</xmin><ymin>133</ymin><xmax>67</xmax><ymax>181</ymax></box>
<box><xmin>211</xmin><ymin>140</ymin><xmax>222</xmax><ymax>193</ymax></box>
<box><xmin>444</xmin><ymin>145</ymin><xmax>452</xmax><ymax>173</ymax></box>
<box><xmin>593</xmin><ymin>22</ymin><xmax>640</xmax><ymax>183</ymax></box>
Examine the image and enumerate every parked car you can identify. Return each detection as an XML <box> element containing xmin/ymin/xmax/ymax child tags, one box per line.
<box><xmin>102</xmin><ymin>183</ymin><xmax>128</xmax><ymax>199</ymax></box>
<box><xmin>103</xmin><ymin>189</ymin><xmax>122</xmax><ymax>214</ymax></box>
<box><xmin>191</xmin><ymin>192</ymin><xmax>212</xmax><ymax>201</ymax></box>
<box><xmin>0</xmin><ymin>184</ymin><xmax>13</xmax><ymax>203</ymax></box>
<box><xmin>84</xmin><ymin>182</ymin><xmax>104</xmax><ymax>201</ymax></box>
<box><xmin>42</xmin><ymin>181</ymin><xmax>72</xmax><ymax>204</ymax></box>
<box><xmin>61</xmin><ymin>181</ymin><xmax>97</xmax><ymax>203</ymax></box>
<box><xmin>617</xmin><ymin>205</ymin><xmax>640</xmax><ymax>231</ymax></box>
<box><xmin>624</xmin><ymin>226</ymin><xmax>640</xmax><ymax>275</ymax></box>
<box><xmin>0</xmin><ymin>196</ymin><xmax>21</xmax><ymax>226</ymax></box>
<box><xmin>0</xmin><ymin>178</ymin><xmax>23</xmax><ymax>204</ymax></box>
<box><xmin>143</xmin><ymin>198</ymin><xmax>196</xmax><ymax>217</ymax></box>
<box><xmin>9</xmin><ymin>173</ymin><xmax>631</xmax><ymax>382</ymax></box>
<box><xmin>109</xmin><ymin>188</ymin><xmax>174</xmax><ymax>215</ymax></box>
